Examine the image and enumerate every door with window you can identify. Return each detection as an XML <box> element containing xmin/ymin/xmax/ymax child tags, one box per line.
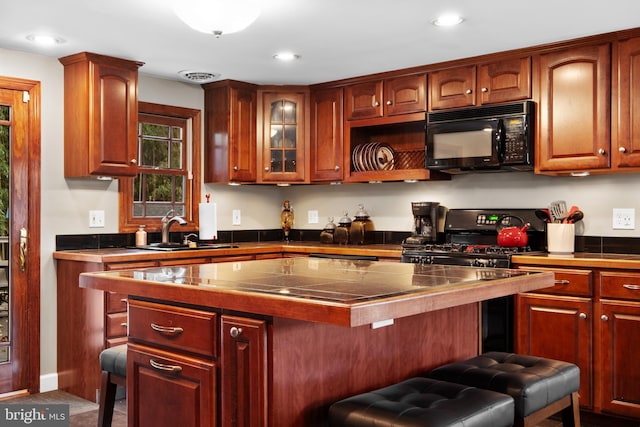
<box><xmin>0</xmin><ymin>80</ymin><xmax>40</xmax><ymax>394</ymax></box>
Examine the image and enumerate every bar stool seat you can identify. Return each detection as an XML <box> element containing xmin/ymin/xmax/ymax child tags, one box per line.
<box><xmin>98</xmin><ymin>344</ymin><xmax>127</xmax><ymax>427</ymax></box>
<box><xmin>428</xmin><ymin>352</ymin><xmax>580</xmax><ymax>427</ymax></box>
<box><xmin>328</xmin><ymin>376</ymin><xmax>514</xmax><ymax>427</ymax></box>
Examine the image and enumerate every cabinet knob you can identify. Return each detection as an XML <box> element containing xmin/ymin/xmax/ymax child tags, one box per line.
<box><xmin>233</xmin><ymin>165</ymin><xmax>239</xmax><ymax>171</ymax></box>
<box><xmin>481</xmin><ymin>87</ymin><xmax>488</xmax><ymax>93</ymax></box>
<box><xmin>601</xmin><ymin>315</ymin><xmax>609</xmax><ymax>321</ymax></box>
<box><xmin>598</xmin><ymin>148</ymin><xmax>606</xmax><ymax>155</ymax></box>
<box><xmin>230</xmin><ymin>326</ymin><xmax>243</xmax><ymax>338</ymax></box>
<box><xmin>386</xmin><ymin>100</ymin><xmax>392</xmax><ymax>106</ymax></box>
<box><xmin>579</xmin><ymin>313</ymin><xmax>587</xmax><ymax>319</ymax></box>
<box><xmin>619</xmin><ymin>146</ymin><xmax>627</xmax><ymax>153</ymax></box>
<box><xmin>373</xmin><ymin>101</ymin><xmax>380</xmax><ymax>107</ymax></box>
<box><xmin>130</xmin><ymin>159</ymin><xmax>137</xmax><ymax>165</ymax></box>
<box><xmin>465</xmin><ymin>89</ymin><xmax>472</xmax><ymax>94</ymax></box>
<box><xmin>264</xmin><ymin>167</ymin><xmax>270</xmax><ymax>172</ymax></box>
<box><xmin>335</xmin><ymin>165</ymin><xmax>340</xmax><ymax>171</ymax></box>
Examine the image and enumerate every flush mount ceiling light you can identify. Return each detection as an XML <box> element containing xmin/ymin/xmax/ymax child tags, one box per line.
<box><xmin>26</xmin><ymin>34</ymin><xmax>65</xmax><ymax>46</ymax></box>
<box><xmin>173</xmin><ymin>0</ymin><xmax>261</xmax><ymax>37</ymax></box>
<box><xmin>178</xmin><ymin>70</ymin><xmax>220</xmax><ymax>84</ymax></box>
<box><xmin>432</xmin><ymin>13</ymin><xmax>465</xmax><ymax>27</ymax></box>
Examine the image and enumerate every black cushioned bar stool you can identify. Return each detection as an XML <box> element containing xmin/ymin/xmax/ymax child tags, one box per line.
<box><xmin>97</xmin><ymin>344</ymin><xmax>127</xmax><ymax>427</ymax></box>
<box><xmin>428</xmin><ymin>352</ymin><xmax>580</xmax><ymax>427</ymax></box>
<box><xmin>328</xmin><ymin>376</ymin><xmax>514</xmax><ymax>427</ymax></box>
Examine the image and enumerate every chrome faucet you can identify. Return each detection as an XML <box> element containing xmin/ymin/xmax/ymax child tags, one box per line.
<box><xmin>161</xmin><ymin>210</ymin><xmax>187</xmax><ymax>244</ymax></box>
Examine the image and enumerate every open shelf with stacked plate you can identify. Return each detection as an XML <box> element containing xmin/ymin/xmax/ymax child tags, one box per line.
<box><xmin>344</xmin><ymin>120</ymin><xmax>449</xmax><ymax>182</ymax></box>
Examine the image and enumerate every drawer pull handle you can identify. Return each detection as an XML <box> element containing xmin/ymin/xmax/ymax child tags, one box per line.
<box><xmin>149</xmin><ymin>359</ymin><xmax>183</xmax><ymax>373</ymax></box>
<box><xmin>120</xmin><ymin>298</ymin><xmax>128</xmax><ymax>304</ymax></box>
<box><xmin>120</xmin><ymin>323</ymin><xmax>128</xmax><ymax>328</ymax></box>
<box><xmin>555</xmin><ymin>280</ymin><xmax>570</xmax><ymax>285</ymax></box>
<box><xmin>150</xmin><ymin>323</ymin><xmax>184</xmax><ymax>336</ymax></box>
<box><xmin>230</xmin><ymin>326</ymin><xmax>243</xmax><ymax>338</ymax></box>
<box><xmin>623</xmin><ymin>284</ymin><xmax>640</xmax><ymax>290</ymax></box>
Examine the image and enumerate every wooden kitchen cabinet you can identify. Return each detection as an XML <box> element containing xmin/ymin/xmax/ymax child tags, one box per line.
<box><xmin>203</xmin><ymin>80</ymin><xmax>258</xmax><ymax>183</ymax></box>
<box><xmin>535</xmin><ymin>43</ymin><xmax>611</xmax><ymax>173</ymax></box>
<box><xmin>258</xmin><ymin>89</ymin><xmax>308</xmax><ymax>183</ymax></box>
<box><xmin>429</xmin><ymin>57</ymin><xmax>531</xmax><ymax>110</ymax></box>
<box><xmin>612</xmin><ymin>36</ymin><xmax>640</xmax><ymax>169</ymax></box>
<box><xmin>345</xmin><ymin>74</ymin><xmax>426</xmax><ymax>120</ymax></box>
<box><xmin>597</xmin><ymin>271</ymin><xmax>640</xmax><ymax>418</ymax></box>
<box><xmin>310</xmin><ymin>87</ymin><xmax>344</xmax><ymax>181</ymax></box>
<box><xmin>515</xmin><ymin>266</ymin><xmax>594</xmax><ymax>409</ymax></box>
<box><xmin>516</xmin><ymin>293</ymin><xmax>593</xmax><ymax>408</ymax></box>
<box><xmin>220</xmin><ymin>315</ymin><xmax>267</xmax><ymax>427</ymax></box>
<box><xmin>127</xmin><ymin>299</ymin><xmax>218</xmax><ymax>427</ymax></box>
<box><xmin>59</xmin><ymin>52</ymin><xmax>143</xmax><ymax>178</ymax></box>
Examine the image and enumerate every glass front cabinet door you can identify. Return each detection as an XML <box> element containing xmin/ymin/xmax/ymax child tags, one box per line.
<box><xmin>260</xmin><ymin>90</ymin><xmax>307</xmax><ymax>183</ymax></box>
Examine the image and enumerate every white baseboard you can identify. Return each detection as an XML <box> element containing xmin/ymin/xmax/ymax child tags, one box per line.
<box><xmin>39</xmin><ymin>373</ymin><xmax>58</xmax><ymax>393</ymax></box>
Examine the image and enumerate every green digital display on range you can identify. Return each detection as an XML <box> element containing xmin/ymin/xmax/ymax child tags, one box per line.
<box><xmin>487</xmin><ymin>214</ymin><xmax>500</xmax><ymax>221</ymax></box>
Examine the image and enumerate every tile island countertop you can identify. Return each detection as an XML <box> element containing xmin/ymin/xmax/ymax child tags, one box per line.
<box><xmin>79</xmin><ymin>257</ymin><xmax>553</xmax><ymax>327</ymax></box>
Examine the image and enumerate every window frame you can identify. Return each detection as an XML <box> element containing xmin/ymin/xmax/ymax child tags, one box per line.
<box><xmin>119</xmin><ymin>101</ymin><xmax>201</xmax><ymax>233</ymax></box>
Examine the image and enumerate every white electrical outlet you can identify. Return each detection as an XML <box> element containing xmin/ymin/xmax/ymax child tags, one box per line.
<box><xmin>613</xmin><ymin>208</ymin><xmax>635</xmax><ymax>230</ymax></box>
<box><xmin>232</xmin><ymin>209</ymin><xmax>241</xmax><ymax>225</ymax></box>
<box><xmin>89</xmin><ymin>210</ymin><xmax>105</xmax><ymax>228</ymax></box>
<box><xmin>308</xmin><ymin>210</ymin><xmax>319</xmax><ymax>224</ymax></box>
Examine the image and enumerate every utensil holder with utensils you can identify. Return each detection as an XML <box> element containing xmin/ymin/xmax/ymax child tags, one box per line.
<box><xmin>547</xmin><ymin>223</ymin><xmax>575</xmax><ymax>254</ymax></box>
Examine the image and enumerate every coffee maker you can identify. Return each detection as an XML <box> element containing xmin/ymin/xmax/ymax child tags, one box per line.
<box><xmin>404</xmin><ymin>202</ymin><xmax>441</xmax><ymax>245</ymax></box>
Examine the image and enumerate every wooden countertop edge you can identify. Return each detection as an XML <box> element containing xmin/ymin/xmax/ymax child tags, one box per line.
<box><xmin>79</xmin><ymin>267</ymin><xmax>553</xmax><ymax>328</ymax></box>
<box><xmin>512</xmin><ymin>253</ymin><xmax>640</xmax><ymax>270</ymax></box>
<box><xmin>53</xmin><ymin>243</ymin><xmax>403</xmax><ymax>263</ymax></box>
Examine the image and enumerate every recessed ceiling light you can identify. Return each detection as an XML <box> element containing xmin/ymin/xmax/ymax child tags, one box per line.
<box><xmin>432</xmin><ymin>13</ymin><xmax>465</xmax><ymax>27</ymax></box>
<box><xmin>26</xmin><ymin>34</ymin><xmax>65</xmax><ymax>46</ymax></box>
<box><xmin>273</xmin><ymin>52</ymin><xmax>300</xmax><ymax>61</ymax></box>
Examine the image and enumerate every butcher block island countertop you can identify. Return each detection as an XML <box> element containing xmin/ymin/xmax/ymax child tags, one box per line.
<box><xmin>78</xmin><ymin>257</ymin><xmax>553</xmax><ymax>427</ymax></box>
<box><xmin>79</xmin><ymin>257</ymin><xmax>553</xmax><ymax>327</ymax></box>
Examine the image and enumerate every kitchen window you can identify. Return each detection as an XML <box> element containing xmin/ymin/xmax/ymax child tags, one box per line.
<box><xmin>119</xmin><ymin>102</ymin><xmax>201</xmax><ymax>233</ymax></box>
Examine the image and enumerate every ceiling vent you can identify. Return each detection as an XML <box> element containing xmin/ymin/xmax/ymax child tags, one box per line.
<box><xmin>178</xmin><ymin>70</ymin><xmax>220</xmax><ymax>84</ymax></box>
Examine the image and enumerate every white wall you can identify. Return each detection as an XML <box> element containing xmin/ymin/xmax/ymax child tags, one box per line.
<box><xmin>1</xmin><ymin>47</ymin><xmax>640</xmax><ymax>390</ymax></box>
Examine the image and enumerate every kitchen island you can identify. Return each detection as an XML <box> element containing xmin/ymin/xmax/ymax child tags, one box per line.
<box><xmin>79</xmin><ymin>257</ymin><xmax>553</xmax><ymax>427</ymax></box>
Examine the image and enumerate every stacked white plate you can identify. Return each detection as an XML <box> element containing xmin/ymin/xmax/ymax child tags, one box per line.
<box><xmin>352</xmin><ymin>142</ymin><xmax>395</xmax><ymax>172</ymax></box>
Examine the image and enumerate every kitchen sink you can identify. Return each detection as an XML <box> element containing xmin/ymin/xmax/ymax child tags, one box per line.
<box><xmin>134</xmin><ymin>243</ymin><xmax>238</xmax><ymax>251</ymax></box>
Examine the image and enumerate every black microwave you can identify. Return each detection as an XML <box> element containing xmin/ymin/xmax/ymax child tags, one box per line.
<box><xmin>425</xmin><ymin>101</ymin><xmax>535</xmax><ymax>174</ymax></box>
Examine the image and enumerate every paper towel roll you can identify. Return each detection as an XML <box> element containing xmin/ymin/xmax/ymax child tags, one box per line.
<box><xmin>199</xmin><ymin>202</ymin><xmax>217</xmax><ymax>240</ymax></box>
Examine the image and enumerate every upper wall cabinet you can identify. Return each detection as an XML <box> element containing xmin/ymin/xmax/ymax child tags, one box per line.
<box><xmin>203</xmin><ymin>80</ymin><xmax>258</xmax><ymax>184</ymax></box>
<box><xmin>345</xmin><ymin>74</ymin><xmax>426</xmax><ymax>122</ymax></box>
<box><xmin>258</xmin><ymin>89</ymin><xmax>309</xmax><ymax>183</ymax></box>
<box><xmin>59</xmin><ymin>52</ymin><xmax>143</xmax><ymax>178</ymax></box>
<box><xmin>535</xmin><ymin>43</ymin><xmax>611</xmax><ymax>173</ymax></box>
<box><xmin>613</xmin><ymin>36</ymin><xmax>640</xmax><ymax>169</ymax></box>
<box><xmin>310</xmin><ymin>87</ymin><xmax>344</xmax><ymax>182</ymax></box>
<box><xmin>429</xmin><ymin>57</ymin><xmax>531</xmax><ymax>110</ymax></box>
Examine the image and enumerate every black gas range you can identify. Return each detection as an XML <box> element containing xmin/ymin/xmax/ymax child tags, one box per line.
<box><xmin>401</xmin><ymin>208</ymin><xmax>547</xmax><ymax>353</ymax></box>
<box><xmin>402</xmin><ymin>208</ymin><xmax>547</xmax><ymax>268</ymax></box>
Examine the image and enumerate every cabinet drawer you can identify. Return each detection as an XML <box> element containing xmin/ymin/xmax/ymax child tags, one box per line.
<box><xmin>600</xmin><ymin>271</ymin><xmax>640</xmax><ymax>301</ymax></box>
<box><xmin>128</xmin><ymin>299</ymin><xmax>218</xmax><ymax>358</ymax></box>
<box><xmin>106</xmin><ymin>312</ymin><xmax>128</xmax><ymax>338</ymax></box>
<box><xmin>106</xmin><ymin>292</ymin><xmax>128</xmax><ymax>313</ymax></box>
<box><xmin>519</xmin><ymin>266</ymin><xmax>593</xmax><ymax>297</ymax></box>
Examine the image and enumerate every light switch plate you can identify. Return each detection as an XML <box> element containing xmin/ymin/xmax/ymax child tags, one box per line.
<box><xmin>308</xmin><ymin>210</ymin><xmax>319</xmax><ymax>224</ymax></box>
<box><xmin>232</xmin><ymin>209</ymin><xmax>241</xmax><ymax>225</ymax></box>
<box><xmin>89</xmin><ymin>210</ymin><xmax>105</xmax><ymax>228</ymax></box>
